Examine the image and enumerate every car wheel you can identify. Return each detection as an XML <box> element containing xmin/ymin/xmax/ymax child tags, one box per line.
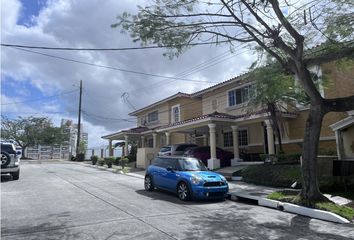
<box><xmin>11</xmin><ymin>170</ymin><xmax>20</xmax><ymax>180</ymax></box>
<box><xmin>177</xmin><ymin>182</ymin><xmax>191</xmax><ymax>201</ymax></box>
<box><xmin>1</xmin><ymin>152</ymin><xmax>11</xmax><ymax>168</ymax></box>
<box><xmin>144</xmin><ymin>175</ymin><xmax>154</xmax><ymax>191</ymax></box>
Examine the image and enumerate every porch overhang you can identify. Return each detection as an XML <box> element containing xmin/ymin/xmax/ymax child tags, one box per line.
<box><xmin>101</xmin><ymin>126</ymin><xmax>150</xmax><ymax>141</ymax></box>
<box><xmin>156</xmin><ymin>112</ymin><xmax>237</xmax><ymax>133</ymax></box>
<box><xmin>330</xmin><ymin>113</ymin><xmax>354</xmax><ymax>131</ymax></box>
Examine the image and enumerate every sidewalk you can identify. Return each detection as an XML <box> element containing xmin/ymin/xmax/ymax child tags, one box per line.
<box><xmin>228</xmin><ymin>181</ymin><xmax>279</xmax><ymax>201</ymax></box>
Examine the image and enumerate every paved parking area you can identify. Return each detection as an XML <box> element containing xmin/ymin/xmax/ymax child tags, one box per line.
<box><xmin>1</xmin><ymin>162</ymin><xmax>354</xmax><ymax>239</ymax></box>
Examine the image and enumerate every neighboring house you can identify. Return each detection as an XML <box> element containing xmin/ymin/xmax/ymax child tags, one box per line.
<box><xmin>26</xmin><ymin>119</ymin><xmax>88</xmax><ymax>160</ymax></box>
<box><xmin>102</xmin><ymin>58</ymin><xmax>354</xmax><ymax>169</ymax></box>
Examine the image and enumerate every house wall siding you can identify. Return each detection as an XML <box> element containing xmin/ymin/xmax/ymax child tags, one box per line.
<box><xmin>202</xmin><ymin>78</ymin><xmax>254</xmax><ymax>115</ymax></box>
<box><xmin>168</xmin><ymin>97</ymin><xmax>202</xmax><ymax>122</ymax></box>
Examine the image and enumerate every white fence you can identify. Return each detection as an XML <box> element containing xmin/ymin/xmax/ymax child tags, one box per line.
<box><xmin>85</xmin><ymin>148</ymin><xmax>122</xmax><ymax>160</ymax></box>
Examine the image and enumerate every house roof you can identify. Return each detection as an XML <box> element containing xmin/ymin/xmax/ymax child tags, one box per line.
<box><xmin>330</xmin><ymin>111</ymin><xmax>354</xmax><ymax>131</ymax></box>
<box><xmin>101</xmin><ymin>126</ymin><xmax>149</xmax><ymax>139</ymax></box>
<box><xmin>128</xmin><ymin>92</ymin><xmax>192</xmax><ymax>116</ymax></box>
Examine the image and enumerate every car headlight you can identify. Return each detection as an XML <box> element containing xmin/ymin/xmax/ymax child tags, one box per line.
<box><xmin>190</xmin><ymin>175</ymin><xmax>203</xmax><ymax>185</ymax></box>
<box><xmin>220</xmin><ymin>175</ymin><xmax>227</xmax><ymax>182</ymax></box>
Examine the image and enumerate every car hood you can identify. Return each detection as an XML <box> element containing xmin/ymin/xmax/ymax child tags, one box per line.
<box><xmin>184</xmin><ymin>171</ymin><xmax>225</xmax><ymax>182</ymax></box>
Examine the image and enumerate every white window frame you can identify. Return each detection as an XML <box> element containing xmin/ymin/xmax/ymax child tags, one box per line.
<box><xmin>238</xmin><ymin>128</ymin><xmax>249</xmax><ymax>146</ymax></box>
<box><xmin>147</xmin><ymin>110</ymin><xmax>158</xmax><ymax>123</ymax></box>
<box><xmin>227</xmin><ymin>83</ymin><xmax>254</xmax><ymax>107</ymax></box>
<box><xmin>171</xmin><ymin>104</ymin><xmax>180</xmax><ymax>123</ymax></box>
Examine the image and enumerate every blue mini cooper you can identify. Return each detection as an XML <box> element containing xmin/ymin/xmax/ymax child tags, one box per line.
<box><xmin>144</xmin><ymin>156</ymin><xmax>229</xmax><ymax>201</ymax></box>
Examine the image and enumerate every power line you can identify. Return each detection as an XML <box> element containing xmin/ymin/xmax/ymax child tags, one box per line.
<box><xmin>9</xmin><ymin>47</ymin><xmax>220</xmax><ymax>84</ymax></box>
<box><xmin>82</xmin><ymin>110</ymin><xmax>136</xmax><ymax>122</ymax></box>
<box><xmin>1</xmin><ymin>89</ymin><xmax>78</xmax><ymax>105</ymax></box>
<box><xmin>0</xmin><ymin>40</ymin><xmax>234</xmax><ymax>51</ymax></box>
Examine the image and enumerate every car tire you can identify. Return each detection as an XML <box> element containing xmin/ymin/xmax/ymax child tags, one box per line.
<box><xmin>1</xmin><ymin>152</ymin><xmax>11</xmax><ymax>168</ymax></box>
<box><xmin>177</xmin><ymin>182</ymin><xmax>192</xmax><ymax>201</ymax></box>
<box><xmin>11</xmin><ymin>170</ymin><xmax>20</xmax><ymax>180</ymax></box>
<box><xmin>144</xmin><ymin>175</ymin><xmax>154</xmax><ymax>191</ymax></box>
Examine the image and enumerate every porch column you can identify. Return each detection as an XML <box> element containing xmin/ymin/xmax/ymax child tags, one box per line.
<box><xmin>165</xmin><ymin>132</ymin><xmax>170</xmax><ymax>145</ymax></box>
<box><xmin>152</xmin><ymin>133</ymin><xmax>157</xmax><ymax>148</ymax></box>
<box><xmin>265</xmin><ymin>120</ymin><xmax>275</xmax><ymax>155</ymax></box>
<box><xmin>141</xmin><ymin>136</ymin><xmax>145</xmax><ymax>148</ymax></box>
<box><xmin>335</xmin><ymin>130</ymin><xmax>344</xmax><ymax>160</ymax></box>
<box><xmin>108</xmin><ymin>139</ymin><xmax>113</xmax><ymax>157</ymax></box>
<box><xmin>208</xmin><ymin>123</ymin><xmax>220</xmax><ymax>169</ymax></box>
<box><xmin>124</xmin><ymin>135</ymin><xmax>129</xmax><ymax>157</ymax></box>
<box><xmin>203</xmin><ymin>134</ymin><xmax>208</xmax><ymax>146</ymax></box>
<box><xmin>231</xmin><ymin>125</ymin><xmax>241</xmax><ymax>165</ymax></box>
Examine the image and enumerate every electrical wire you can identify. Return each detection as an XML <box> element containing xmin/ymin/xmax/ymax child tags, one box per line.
<box><xmin>0</xmin><ymin>40</ymin><xmax>233</xmax><ymax>51</ymax></box>
<box><xmin>9</xmin><ymin>47</ymin><xmax>220</xmax><ymax>84</ymax></box>
<box><xmin>1</xmin><ymin>89</ymin><xmax>79</xmax><ymax>105</ymax></box>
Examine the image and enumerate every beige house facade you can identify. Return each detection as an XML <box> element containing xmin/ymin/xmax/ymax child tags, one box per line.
<box><xmin>102</xmin><ymin>59</ymin><xmax>354</xmax><ymax>169</ymax></box>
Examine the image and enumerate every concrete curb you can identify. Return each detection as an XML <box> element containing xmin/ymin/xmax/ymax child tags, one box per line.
<box><xmin>242</xmin><ymin>195</ymin><xmax>350</xmax><ymax>224</ymax></box>
<box><xmin>80</xmin><ymin>163</ymin><xmax>145</xmax><ymax>179</ymax></box>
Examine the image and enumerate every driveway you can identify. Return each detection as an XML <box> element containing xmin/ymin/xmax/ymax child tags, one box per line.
<box><xmin>1</xmin><ymin>162</ymin><xmax>353</xmax><ymax>239</ymax></box>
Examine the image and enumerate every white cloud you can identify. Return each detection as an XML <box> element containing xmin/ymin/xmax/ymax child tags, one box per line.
<box><xmin>1</xmin><ymin>0</ymin><xmax>255</xmax><ymax>147</ymax></box>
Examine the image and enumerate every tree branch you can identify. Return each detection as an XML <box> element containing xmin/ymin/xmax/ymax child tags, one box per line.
<box><xmin>324</xmin><ymin>96</ymin><xmax>354</xmax><ymax>113</ymax></box>
<box><xmin>220</xmin><ymin>0</ymin><xmax>287</xmax><ymax>68</ymax></box>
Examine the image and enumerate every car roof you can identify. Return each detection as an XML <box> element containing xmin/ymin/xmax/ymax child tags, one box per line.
<box><xmin>156</xmin><ymin>156</ymin><xmax>198</xmax><ymax>160</ymax></box>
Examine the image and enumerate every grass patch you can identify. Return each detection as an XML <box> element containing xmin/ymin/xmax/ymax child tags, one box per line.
<box><xmin>316</xmin><ymin>202</ymin><xmax>354</xmax><ymax>221</ymax></box>
<box><xmin>267</xmin><ymin>190</ymin><xmax>354</xmax><ymax>221</ymax></box>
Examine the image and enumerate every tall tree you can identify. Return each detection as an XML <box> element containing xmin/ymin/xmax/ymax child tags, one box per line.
<box><xmin>113</xmin><ymin>0</ymin><xmax>354</xmax><ymax>206</ymax></box>
<box><xmin>1</xmin><ymin>116</ymin><xmax>67</xmax><ymax>158</ymax></box>
<box><xmin>249</xmin><ymin>66</ymin><xmax>295</xmax><ymax>153</ymax></box>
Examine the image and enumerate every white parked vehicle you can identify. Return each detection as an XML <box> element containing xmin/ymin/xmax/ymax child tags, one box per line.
<box><xmin>158</xmin><ymin>144</ymin><xmax>198</xmax><ymax>156</ymax></box>
<box><xmin>1</xmin><ymin>142</ymin><xmax>21</xmax><ymax>180</ymax></box>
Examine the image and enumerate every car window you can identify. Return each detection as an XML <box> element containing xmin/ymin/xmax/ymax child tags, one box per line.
<box><xmin>160</xmin><ymin>147</ymin><xmax>171</xmax><ymax>152</ymax></box>
<box><xmin>178</xmin><ymin>158</ymin><xmax>207</xmax><ymax>171</ymax></box>
<box><xmin>1</xmin><ymin>144</ymin><xmax>16</xmax><ymax>153</ymax></box>
<box><xmin>163</xmin><ymin>158</ymin><xmax>180</xmax><ymax>170</ymax></box>
<box><xmin>151</xmin><ymin>157</ymin><xmax>164</xmax><ymax>167</ymax></box>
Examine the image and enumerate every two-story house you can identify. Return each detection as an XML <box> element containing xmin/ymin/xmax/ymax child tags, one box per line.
<box><xmin>102</xmin><ymin>58</ymin><xmax>354</xmax><ymax>170</ymax></box>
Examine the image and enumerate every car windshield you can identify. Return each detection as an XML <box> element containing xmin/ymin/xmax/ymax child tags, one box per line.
<box><xmin>178</xmin><ymin>158</ymin><xmax>208</xmax><ymax>171</ymax></box>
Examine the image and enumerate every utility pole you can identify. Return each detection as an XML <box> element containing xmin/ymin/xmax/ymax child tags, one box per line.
<box><xmin>76</xmin><ymin>80</ymin><xmax>82</xmax><ymax>156</ymax></box>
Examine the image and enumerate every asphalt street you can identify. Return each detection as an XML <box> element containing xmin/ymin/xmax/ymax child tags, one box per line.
<box><xmin>1</xmin><ymin>162</ymin><xmax>354</xmax><ymax>240</ymax></box>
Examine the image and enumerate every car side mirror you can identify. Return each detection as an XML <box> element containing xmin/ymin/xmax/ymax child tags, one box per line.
<box><xmin>16</xmin><ymin>151</ymin><xmax>21</xmax><ymax>155</ymax></box>
<box><xmin>166</xmin><ymin>167</ymin><xmax>174</xmax><ymax>172</ymax></box>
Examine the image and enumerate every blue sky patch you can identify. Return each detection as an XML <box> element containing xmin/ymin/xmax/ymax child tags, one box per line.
<box><xmin>17</xmin><ymin>0</ymin><xmax>47</xmax><ymax>27</ymax></box>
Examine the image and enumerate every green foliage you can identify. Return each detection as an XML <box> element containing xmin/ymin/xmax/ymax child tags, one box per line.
<box><xmin>104</xmin><ymin>157</ymin><xmax>115</xmax><ymax>168</ymax></box>
<box><xmin>127</xmin><ymin>154</ymin><xmax>136</xmax><ymax>162</ymax></box>
<box><xmin>120</xmin><ymin>157</ymin><xmax>129</xmax><ymax>169</ymax></box>
<box><xmin>91</xmin><ymin>155</ymin><xmax>98</xmax><ymax>165</ymax></box>
<box><xmin>268</xmin><ymin>190</ymin><xmax>354</xmax><ymax>220</ymax></box>
<box><xmin>241</xmin><ymin>164</ymin><xmax>302</xmax><ymax>187</ymax></box>
<box><xmin>78</xmin><ymin>140</ymin><xmax>87</xmax><ymax>154</ymax></box>
<box><xmin>114</xmin><ymin>157</ymin><xmax>121</xmax><ymax>165</ymax></box>
<box><xmin>260</xmin><ymin>153</ymin><xmax>301</xmax><ymax>164</ymax></box>
<box><xmin>249</xmin><ymin>66</ymin><xmax>295</xmax><ymax>107</ymax></box>
<box><xmin>97</xmin><ymin>159</ymin><xmax>105</xmax><ymax>166</ymax></box>
<box><xmin>316</xmin><ymin>202</ymin><xmax>354</xmax><ymax>221</ymax></box>
<box><xmin>1</xmin><ymin>116</ymin><xmax>67</xmax><ymax>157</ymax></box>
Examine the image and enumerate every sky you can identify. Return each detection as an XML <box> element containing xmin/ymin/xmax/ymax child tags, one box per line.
<box><xmin>1</xmin><ymin>0</ymin><xmax>256</xmax><ymax>148</ymax></box>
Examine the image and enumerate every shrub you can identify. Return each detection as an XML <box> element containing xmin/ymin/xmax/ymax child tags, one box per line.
<box><xmin>127</xmin><ymin>154</ymin><xmax>136</xmax><ymax>162</ymax></box>
<box><xmin>120</xmin><ymin>157</ymin><xmax>129</xmax><ymax>169</ymax></box>
<box><xmin>260</xmin><ymin>153</ymin><xmax>301</xmax><ymax>165</ymax></box>
<box><xmin>91</xmin><ymin>155</ymin><xmax>98</xmax><ymax>165</ymax></box>
<box><xmin>276</xmin><ymin>153</ymin><xmax>301</xmax><ymax>164</ymax></box>
<box><xmin>104</xmin><ymin>157</ymin><xmax>114</xmax><ymax>168</ymax></box>
<box><xmin>97</xmin><ymin>159</ymin><xmax>105</xmax><ymax>166</ymax></box>
<box><xmin>114</xmin><ymin>157</ymin><xmax>121</xmax><ymax>165</ymax></box>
